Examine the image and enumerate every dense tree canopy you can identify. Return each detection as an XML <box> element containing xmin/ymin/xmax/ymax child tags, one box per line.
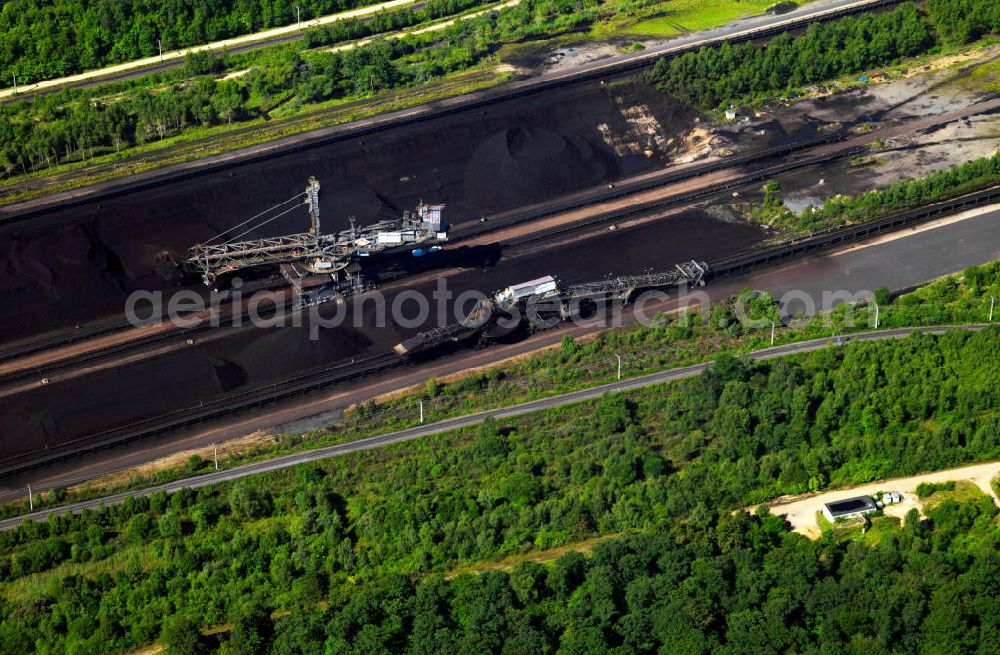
<box><xmin>646</xmin><ymin>3</ymin><xmax>935</xmax><ymax>109</ymax></box>
<box><xmin>294</xmin><ymin>501</ymin><xmax>999</xmax><ymax>655</ymax></box>
<box><xmin>0</xmin><ymin>0</ymin><xmax>595</xmax><ymax>182</ymax></box>
<box><xmin>926</xmin><ymin>0</ymin><xmax>1000</xmax><ymax>45</ymax></box>
<box><xmin>0</xmin><ymin>0</ymin><xmax>392</xmax><ymax>83</ymax></box>
<box><xmin>2</xmin><ymin>328</ymin><xmax>1000</xmax><ymax>652</ymax></box>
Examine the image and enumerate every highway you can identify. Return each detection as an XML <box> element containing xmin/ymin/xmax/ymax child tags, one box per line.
<box><xmin>0</xmin><ymin>323</ymin><xmax>987</xmax><ymax>531</ymax></box>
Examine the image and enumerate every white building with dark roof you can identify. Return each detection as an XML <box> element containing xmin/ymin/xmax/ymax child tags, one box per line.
<box><xmin>823</xmin><ymin>495</ymin><xmax>878</xmax><ymax>522</ymax></box>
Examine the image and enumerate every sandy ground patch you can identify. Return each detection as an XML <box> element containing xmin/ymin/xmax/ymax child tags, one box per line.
<box><xmin>445</xmin><ymin>534</ymin><xmax>613</xmax><ymax>578</ymax></box>
<box><xmin>218</xmin><ymin>68</ymin><xmax>251</xmax><ymax>81</ymax></box>
<box><xmin>766</xmin><ymin>52</ymin><xmax>1000</xmax><ymax>212</ymax></box>
<box><xmin>546</xmin><ymin>43</ymin><xmax>625</xmax><ymax>73</ymax></box>
<box><xmin>126</xmin><ymin>646</ymin><xmax>163</xmax><ymax>655</ymax></box>
<box><xmin>768</xmin><ymin>460</ymin><xmax>1000</xmax><ymax>539</ymax></box>
<box><xmin>868</xmin><ymin>114</ymin><xmax>1000</xmax><ymax>185</ymax></box>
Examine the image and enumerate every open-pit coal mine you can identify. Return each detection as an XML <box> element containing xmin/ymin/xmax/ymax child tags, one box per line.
<box><xmin>2</xmin><ymin>62</ymin><xmax>913</xmax><ymax>467</ymax></box>
<box><xmin>0</xmin><ymin>76</ymin><xmax>820</xmax><ymax>350</ymax></box>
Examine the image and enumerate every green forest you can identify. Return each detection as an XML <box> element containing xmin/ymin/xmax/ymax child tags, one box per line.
<box><xmin>0</xmin><ymin>0</ymin><xmax>990</xmax><ymax>186</ymax></box>
<box><xmin>0</xmin><ymin>0</ymin><xmax>596</xmax><ymax>181</ymax></box>
<box><xmin>645</xmin><ymin>0</ymin><xmax>996</xmax><ymax>110</ymax></box>
<box><xmin>926</xmin><ymin>0</ymin><xmax>1000</xmax><ymax>45</ymax></box>
<box><xmin>0</xmin><ymin>0</ymin><xmax>397</xmax><ymax>84</ymax></box>
<box><xmin>3</xmin><ymin>328</ymin><xmax>1000</xmax><ymax>653</ymax></box>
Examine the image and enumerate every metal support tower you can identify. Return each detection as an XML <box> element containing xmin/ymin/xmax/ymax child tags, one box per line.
<box><xmin>306</xmin><ymin>176</ymin><xmax>320</xmax><ymax>235</ymax></box>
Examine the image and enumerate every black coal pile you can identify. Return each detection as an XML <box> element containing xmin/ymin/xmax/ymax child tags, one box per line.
<box><xmin>463</xmin><ymin>126</ymin><xmax>614</xmax><ymax>212</ymax></box>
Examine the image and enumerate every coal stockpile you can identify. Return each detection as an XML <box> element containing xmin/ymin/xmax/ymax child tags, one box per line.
<box><xmin>463</xmin><ymin>126</ymin><xmax>615</xmax><ymax>213</ymax></box>
<box><xmin>0</xmin><ymin>78</ymin><xmax>698</xmax><ymax>348</ymax></box>
<box><xmin>0</xmin><ymin>208</ymin><xmax>765</xmax><ymax>458</ymax></box>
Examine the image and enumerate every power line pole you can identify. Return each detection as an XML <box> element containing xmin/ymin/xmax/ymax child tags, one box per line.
<box><xmin>11</xmin><ymin>74</ymin><xmax>16</xmax><ymax>95</ymax></box>
<box><xmin>770</xmin><ymin>321</ymin><xmax>775</xmax><ymax>346</ymax></box>
<box><xmin>157</xmin><ymin>39</ymin><xmax>163</xmax><ymax>62</ymax></box>
<box><xmin>27</xmin><ymin>484</ymin><xmax>33</xmax><ymax>511</ymax></box>
<box><xmin>615</xmin><ymin>353</ymin><xmax>622</xmax><ymax>381</ymax></box>
<box><xmin>419</xmin><ymin>399</ymin><xmax>424</xmax><ymax>423</ymax></box>
<box><xmin>213</xmin><ymin>443</ymin><xmax>219</xmax><ymax>470</ymax></box>
<box><xmin>874</xmin><ymin>302</ymin><xmax>879</xmax><ymax>329</ymax></box>
<box><xmin>297</xmin><ymin>5</ymin><xmax>301</xmax><ymax>29</ymax></box>
<box><xmin>990</xmin><ymin>296</ymin><xmax>995</xmax><ymax>322</ymax></box>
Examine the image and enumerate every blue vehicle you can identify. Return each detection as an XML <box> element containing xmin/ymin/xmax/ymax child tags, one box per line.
<box><xmin>412</xmin><ymin>245</ymin><xmax>442</xmax><ymax>257</ymax></box>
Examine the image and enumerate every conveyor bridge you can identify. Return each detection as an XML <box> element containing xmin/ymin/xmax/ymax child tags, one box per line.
<box><xmin>395</xmin><ymin>260</ymin><xmax>708</xmax><ymax>355</ymax></box>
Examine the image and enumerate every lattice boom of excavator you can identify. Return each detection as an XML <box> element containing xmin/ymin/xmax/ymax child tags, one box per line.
<box><xmin>186</xmin><ymin>177</ymin><xmax>448</xmax><ymax>305</ymax></box>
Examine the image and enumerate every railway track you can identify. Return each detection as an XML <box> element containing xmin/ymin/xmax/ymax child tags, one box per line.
<box><xmin>2</xmin><ymin>183</ymin><xmax>1000</xmax><ymax>477</ymax></box>
<box><xmin>495</xmin><ymin>144</ymin><xmax>870</xmax><ymax>249</ymax></box>
<box><xmin>709</xmin><ymin>185</ymin><xmax>1000</xmax><ymax>278</ymax></box>
<box><xmin>0</xmin><ymin>278</ymin><xmax>293</xmax><ymax>382</ymax></box>
<box><xmin>0</xmin><ymin>351</ymin><xmax>406</xmax><ymax>476</ymax></box>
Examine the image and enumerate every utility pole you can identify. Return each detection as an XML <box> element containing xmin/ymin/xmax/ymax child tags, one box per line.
<box><xmin>212</xmin><ymin>443</ymin><xmax>218</xmax><ymax>470</ymax></box>
<box><xmin>874</xmin><ymin>302</ymin><xmax>879</xmax><ymax>329</ymax></box>
<box><xmin>27</xmin><ymin>484</ymin><xmax>32</xmax><ymax>511</ymax></box>
<box><xmin>11</xmin><ymin>74</ymin><xmax>16</xmax><ymax>95</ymax></box>
<box><xmin>157</xmin><ymin>39</ymin><xmax>163</xmax><ymax>62</ymax></box>
<box><xmin>615</xmin><ymin>353</ymin><xmax>622</xmax><ymax>381</ymax></box>
<box><xmin>419</xmin><ymin>399</ymin><xmax>424</xmax><ymax>423</ymax></box>
<box><xmin>770</xmin><ymin>321</ymin><xmax>775</xmax><ymax>346</ymax></box>
<box><xmin>297</xmin><ymin>5</ymin><xmax>301</xmax><ymax>29</ymax></box>
<box><xmin>990</xmin><ymin>296</ymin><xmax>995</xmax><ymax>322</ymax></box>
